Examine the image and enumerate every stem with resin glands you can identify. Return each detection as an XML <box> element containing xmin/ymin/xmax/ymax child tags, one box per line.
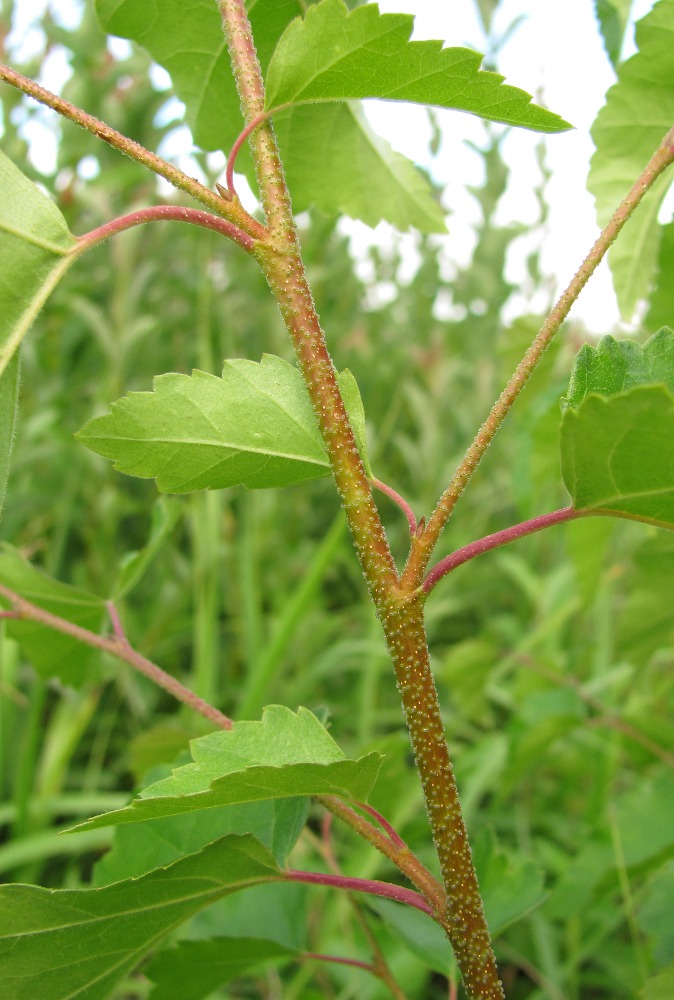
<box><xmin>216</xmin><ymin>1</ymin><xmax>503</xmax><ymax>995</ymax></box>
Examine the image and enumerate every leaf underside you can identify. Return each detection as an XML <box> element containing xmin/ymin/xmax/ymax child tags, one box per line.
<box><xmin>76</xmin><ymin>355</ymin><xmax>371</xmax><ymax>492</ymax></box>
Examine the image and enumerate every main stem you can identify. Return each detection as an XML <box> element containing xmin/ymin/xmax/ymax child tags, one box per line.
<box><xmin>217</xmin><ymin>3</ymin><xmax>502</xmax><ymax>997</ymax></box>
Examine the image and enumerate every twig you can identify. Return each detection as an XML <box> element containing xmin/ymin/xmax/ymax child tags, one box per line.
<box><xmin>423</xmin><ymin>506</ymin><xmax>584</xmax><ymax>593</ymax></box>
<box><xmin>77</xmin><ymin>205</ymin><xmax>256</xmax><ymax>253</ymax></box>
<box><xmin>371</xmin><ymin>478</ymin><xmax>418</xmax><ymax>534</ymax></box>
<box><xmin>0</xmin><ymin>583</ymin><xmax>233</xmax><ymax>730</ymax></box>
<box><xmin>285</xmin><ymin>868</ymin><xmax>433</xmax><ymax>915</ymax></box>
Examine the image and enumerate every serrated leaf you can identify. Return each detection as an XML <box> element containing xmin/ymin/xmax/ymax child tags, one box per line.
<box><xmin>0</xmin><ymin>149</ymin><xmax>78</xmax><ymax>379</ymax></box>
<box><xmin>562</xmin><ymin>329</ymin><xmax>674</xmax><ymax>409</ymax></box>
<box><xmin>561</xmin><ymin>385</ymin><xmax>674</xmax><ymax>527</ymax></box>
<box><xmin>0</xmin><ymin>543</ymin><xmax>106</xmax><ymax>685</ymax></box>
<box><xmin>76</xmin><ymin>355</ymin><xmax>371</xmax><ymax>492</ymax></box>
<box><xmin>71</xmin><ymin>706</ymin><xmax>382</xmax><ymax>831</ymax></box>
<box><xmin>145</xmin><ymin>937</ymin><xmax>294</xmax><ymax>1000</ymax></box>
<box><xmin>0</xmin><ymin>836</ymin><xmax>281</xmax><ymax>1000</ymax></box>
<box><xmin>588</xmin><ymin>0</ymin><xmax>674</xmax><ymax>319</ymax></box>
<box><xmin>265</xmin><ymin>0</ymin><xmax>571</xmax><ymax>133</ymax></box>
<box><xmin>274</xmin><ymin>102</ymin><xmax>445</xmax><ymax>231</ymax></box>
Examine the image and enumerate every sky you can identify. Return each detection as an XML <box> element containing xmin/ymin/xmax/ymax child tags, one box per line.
<box><xmin>3</xmin><ymin>0</ymin><xmax>671</xmax><ymax>333</ymax></box>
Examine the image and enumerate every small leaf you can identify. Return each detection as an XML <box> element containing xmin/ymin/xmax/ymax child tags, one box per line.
<box><xmin>0</xmin><ymin>148</ymin><xmax>78</xmax><ymax>378</ymax></box>
<box><xmin>562</xmin><ymin>328</ymin><xmax>674</xmax><ymax>409</ymax></box>
<box><xmin>76</xmin><ymin>355</ymin><xmax>371</xmax><ymax>492</ymax></box>
<box><xmin>0</xmin><ymin>543</ymin><xmax>106</xmax><ymax>685</ymax></box>
<box><xmin>588</xmin><ymin>0</ymin><xmax>674</xmax><ymax>318</ymax></box>
<box><xmin>145</xmin><ymin>937</ymin><xmax>294</xmax><ymax>1000</ymax></box>
<box><xmin>71</xmin><ymin>706</ymin><xmax>382</xmax><ymax>831</ymax></box>
<box><xmin>0</xmin><ymin>836</ymin><xmax>281</xmax><ymax>1000</ymax></box>
<box><xmin>265</xmin><ymin>0</ymin><xmax>571</xmax><ymax>133</ymax></box>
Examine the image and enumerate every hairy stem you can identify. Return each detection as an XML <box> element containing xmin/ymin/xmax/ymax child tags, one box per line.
<box><xmin>217</xmin><ymin>2</ymin><xmax>502</xmax><ymax>995</ymax></box>
<box><xmin>403</xmin><ymin>124</ymin><xmax>674</xmax><ymax>589</ymax></box>
<box><xmin>0</xmin><ymin>61</ymin><xmax>266</xmax><ymax>243</ymax></box>
<box><xmin>0</xmin><ymin>584</ymin><xmax>233</xmax><ymax>731</ymax></box>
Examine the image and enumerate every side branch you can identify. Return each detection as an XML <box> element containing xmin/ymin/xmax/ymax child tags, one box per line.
<box><xmin>423</xmin><ymin>506</ymin><xmax>584</xmax><ymax>593</ymax></box>
<box><xmin>76</xmin><ymin>205</ymin><xmax>256</xmax><ymax>254</ymax></box>
<box><xmin>0</xmin><ymin>61</ymin><xmax>266</xmax><ymax>242</ymax></box>
<box><xmin>403</xmin><ymin>124</ymin><xmax>674</xmax><ymax>589</ymax></box>
<box><xmin>0</xmin><ymin>583</ymin><xmax>233</xmax><ymax>731</ymax></box>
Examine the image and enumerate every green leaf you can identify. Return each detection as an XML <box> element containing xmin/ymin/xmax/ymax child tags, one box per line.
<box><xmin>145</xmin><ymin>937</ymin><xmax>294</xmax><ymax>1000</ymax></box>
<box><xmin>640</xmin><ymin>963</ymin><xmax>674</xmax><ymax>1000</ymax></box>
<box><xmin>0</xmin><ymin>149</ymin><xmax>78</xmax><ymax>379</ymax></box>
<box><xmin>562</xmin><ymin>329</ymin><xmax>674</xmax><ymax>409</ymax></box>
<box><xmin>274</xmin><ymin>102</ymin><xmax>446</xmax><ymax>232</ymax></box>
<box><xmin>561</xmin><ymin>329</ymin><xmax>674</xmax><ymax>527</ymax></box>
<box><xmin>0</xmin><ymin>543</ymin><xmax>106</xmax><ymax>685</ymax></box>
<box><xmin>71</xmin><ymin>706</ymin><xmax>382</xmax><ymax>831</ymax></box>
<box><xmin>0</xmin><ymin>836</ymin><xmax>281</xmax><ymax>1000</ymax></box>
<box><xmin>76</xmin><ymin>355</ymin><xmax>371</xmax><ymax>492</ymax></box>
<box><xmin>646</xmin><ymin>220</ymin><xmax>674</xmax><ymax>334</ymax></box>
<box><xmin>94</xmin><ymin>798</ymin><xmax>309</xmax><ymax>884</ymax></box>
<box><xmin>265</xmin><ymin>0</ymin><xmax>571</xmax><ymax>133</ymax></box>
<box><xmin>594</xmin><ymin>0</ymin><xmax>634</xmax><ymax>68</ymax></box>
<box><xmin>588</xmin><ymin>0</ymin><xmax>674</xmax><ymax>319</ymax></box>
<box><xmin>561</xmin><ymin>386</ymin><xmax>674</xmax><ymax>527</ymax></box>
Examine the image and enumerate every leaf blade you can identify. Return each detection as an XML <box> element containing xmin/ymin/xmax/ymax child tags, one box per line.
<box><xmin>76</xmin><ymin>355</ymin><xmax>371</xmax><ymax>492</ymax></box>
<box><xmin>71</xmin><ymin>706</ymin><xmax>382</xmax><ymax>831</ymax></box>
<box><xmin>265</xmin><ymin>0</ymin><xmax>571</xmax><ymax>133</ymax></box>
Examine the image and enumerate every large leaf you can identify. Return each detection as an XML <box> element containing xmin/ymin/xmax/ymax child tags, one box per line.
<box><xmin>561</xmin><ymin>330</ymin><xmax>674</xmax><ymax>527</ymax></box>
<box><xmin>76</xmin><ymin>355</ymin><xmax>371</xmax><ymax>492</ymax></box>
<box><xmin>0</xmin><ymin>149</ymin><xmax>78</xmax><ymax>379</ymax></box>
<box><xmin>72</xmin><ymin>706</ymin><xmax>382</xmax><ymax>831</ymax></box>
<box><xmin>0</xmin><ymin>835</ymin><xmax>281</xmax><ymax>1000</ymax></box>
<box><xmin>0</xmin><ymin>543</ymin><xmax>106</xmax><ymax>685</ymax></box>
<box><xmin>588</xmin><ymin>0</ymin><xmax>674</xmax><ymax>319</ymax></box>
<box><xmin>265</xmin><ymin>0</ymin><xmax>571</xmax><ymax>133</ymax></box>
